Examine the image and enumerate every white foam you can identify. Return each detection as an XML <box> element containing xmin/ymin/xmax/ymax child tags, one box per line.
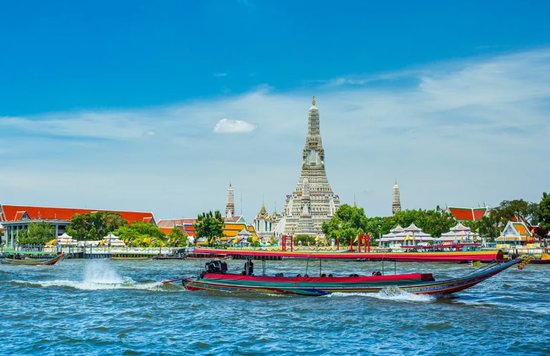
<box><xmin>12</xmin><ymin>279</ymin><xmax>165</xmax><ymax>291</ymax></box>
<box><xmin>328</xmin><ymin>286</ymin><xmax>435</xmax><ymax>302</ymax></box>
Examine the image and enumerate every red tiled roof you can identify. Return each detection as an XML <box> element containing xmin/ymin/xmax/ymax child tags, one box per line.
<box><xmin>0</xmin><ymin>204</ymin><xmax>155</xmax><ymax>225</ymax></box>
<box><xmin>157</xmin><ymin>218</ymin><xmax>196</xmax><ymax>228</ymax></box>
<box><xmin>183</xmin><ymin>225</ymin><xmax>196</xmax><ymax>237</ymax></box>
<box><xmin>449</xmin><ymin>207</ymin><xmax>487</xmax><ymax>221</ymax></box>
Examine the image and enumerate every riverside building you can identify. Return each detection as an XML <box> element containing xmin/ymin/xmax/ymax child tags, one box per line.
<box><xmin>0</xmin><ymin>204</ymin><xmax>155</xmax><ymax>248</ymax></box>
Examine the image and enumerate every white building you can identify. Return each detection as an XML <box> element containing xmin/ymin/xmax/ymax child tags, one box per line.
<box><xmin>378</xmin><ymin>223</ymin><xmax>434</xmax><ymax>249</ymax></box>
<box><xmin>439</xmin><ymin>223</ymin><xmax>479</xmax><ymax>243</ymax></box>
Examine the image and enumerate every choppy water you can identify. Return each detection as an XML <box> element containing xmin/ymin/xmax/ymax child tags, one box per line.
<box><xmin>1</xmin><ymin>259</ymin><xmax>548</xmax><ymax>355</ymax></box>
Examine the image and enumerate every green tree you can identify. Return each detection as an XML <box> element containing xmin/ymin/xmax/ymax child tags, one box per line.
<box><xmin>17</xmin><ymin>222</ymin><xmax>55</xmax><ymax>245</ymax></box>
<box><xmin>168</xmin><ymin>227</ymin><xmax>188</xmax><ymax>247</ymax></box>
<box><xmin>492</xmin><ymin>199</ymin><xmax>539</xmax><ymax>225</ymax></box>
<box><xmin>322</xmin><ymin>204</ymin><xmax>368</xmax><ymax>244</ymax></box>
<box><xmin>364</xmin><ymin>216</ymin><xmax>392</xmax><ymax>243</ymax></box>
<box><xmin>294</xmin><ymin>234</ymin><xmax>317</xmax><ymax>246</ymax></box>
<box><xmin>462</xmin><ymin>214</ymin><xmax>501</xmax><ymax>240</ymax></box>
<box><xmin>194</xmin><ymin>211</ymin><xmax>224</xmax><ymax>246</ymax></box>
<box><xmin>114</xmin><ymin>221</ymin><xmax>166</xmax><ymax>247</ymax></box>
<box><xmin>384</xmin><ymin>209</ymin><xmax>456</xmax><ymax>237</ymax></box>
<box><xmin>67</xmin><ymin>212</ymin><xmax>127</xmax><ymax>240</ymax></box>
<box><xmin>538</xmin><ymin>192</ymin><xmax>550</xmax><ymax>231</ymax></box>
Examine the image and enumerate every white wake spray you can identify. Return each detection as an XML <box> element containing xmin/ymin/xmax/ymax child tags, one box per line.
<box><xmin>11</xmin><ymin>260</ymin><xmax>165</xmax><ymax>291</ymax></box>
<box><xmin>328</xmin><ymin>286</ymin><xmax>436</xmax><ymax>302</ymax></box>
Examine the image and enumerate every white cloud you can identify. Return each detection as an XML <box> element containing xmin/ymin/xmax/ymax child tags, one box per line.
<box><xmin>1</xmin><ymin>48</ymin><xmax>549</xmax><ymax>221</ymax></box>
<box><xmin>213</xmin><ymin>118</ymin><xmax>256</xmax><ymax>134</ymax></box>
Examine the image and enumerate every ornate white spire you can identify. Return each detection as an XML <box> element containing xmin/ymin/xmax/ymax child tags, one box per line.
<box><xmin>392</xmin><ymin>180</ymin><xmax>401</xmax><ymax>215</ymax></box>
<box><xmin>226</xmin><ymin>183</ymin><xmax>235</xmax><ymax>219</ymax></box>
<box><xmin>284</xmin><ymin>98</ymin><xmax>340</xmax><ymax>236</ymax></box>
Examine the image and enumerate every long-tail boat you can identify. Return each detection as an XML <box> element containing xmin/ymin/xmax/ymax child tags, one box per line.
<box><xmin>173</xmin><ymin>257</ymin><xmax>527</xmax><ymax>296</ymax></box>
<box><xmin>0</xmin><ymin>253</ymin><xmax>65</xmax><ymax>266</ymax></box>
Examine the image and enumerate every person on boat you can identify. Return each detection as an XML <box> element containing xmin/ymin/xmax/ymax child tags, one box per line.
<box><xmin>220</xmin><ymin>261</ymin><xmax>228</xmax><ymax>273</ymax></box>
<box><xmin>244</xmin><ymin>257</ymin><xmax>254</xmax><ymax>276</ymax></box>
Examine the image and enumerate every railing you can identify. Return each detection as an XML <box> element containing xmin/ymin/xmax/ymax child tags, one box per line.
<box><xmin>1</xmin><ymin>245</ymin><xmax>180</xmax><ymax>256</ymax></box>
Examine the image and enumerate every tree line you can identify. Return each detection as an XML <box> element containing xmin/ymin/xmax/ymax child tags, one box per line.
<box><xmin>322</xmin><ymin>192</ymin><xmax>550</xmax><ymax>243</ymax></box>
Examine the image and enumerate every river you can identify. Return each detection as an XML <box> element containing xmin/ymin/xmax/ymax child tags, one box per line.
<box><xmin>1</xmin><ymin>259</ymin><xmax>548</xmax><ymax>354</ymax></box>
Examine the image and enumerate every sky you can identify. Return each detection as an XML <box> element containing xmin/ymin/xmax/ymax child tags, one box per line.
<box><xmin>1</xmin><ymin>0</ymin><xmax>549</xmax><ymax>221</ymax></box>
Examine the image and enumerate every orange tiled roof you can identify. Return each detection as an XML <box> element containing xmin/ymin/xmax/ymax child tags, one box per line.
<box><xmin>449</xmin><ymin>207</ymin><xmax>487</xmax><ymax>221</ymax></box>
<box><xmin>1</xmin><ymin>204</ymin><xmax>155</xmax><ymax>225</ymax></box>
<box><xmin>222</xmin><ymin>223</ymin><xmax>246</xmax><ymax>237</ymax></box>
<box><xmin>512</xmin><ymin>222</ymin><xmax>529</xmax><ymax>236</ymax></box>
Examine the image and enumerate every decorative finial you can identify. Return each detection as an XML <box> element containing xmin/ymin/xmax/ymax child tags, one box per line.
<box><xmin>312</xmin><ymin>96</ymin><xmax>316</xmax><ymax>107</ymax></box>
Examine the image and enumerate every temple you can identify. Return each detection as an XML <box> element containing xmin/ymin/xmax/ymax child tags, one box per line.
<box><xmin>281</xmin><ymin>97</ymin><xmax>340</xmax><ymax>236</ymax></box>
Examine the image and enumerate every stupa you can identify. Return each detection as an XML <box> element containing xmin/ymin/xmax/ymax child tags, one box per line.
<box><xmin>282</xmin><ymin>97</ymin><xmax>340</xmax><ymax>236</ymax></box>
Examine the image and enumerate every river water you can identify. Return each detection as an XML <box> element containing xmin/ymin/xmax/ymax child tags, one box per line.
<box><xmin>1</xmin><ymin>259</ymin><xmax>548</xmax><ymax>355</ymax></box>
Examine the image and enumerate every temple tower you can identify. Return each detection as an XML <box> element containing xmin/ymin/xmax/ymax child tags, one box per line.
<box><xmin>392</xmin><ymin>180</ymin><xmax>401</xmax><ymax>215</ymax></box>
<box><xmin>226</xmin><ymin>183</ymin><xmax>235</xmax><ymax>219</ymax></box>
<box><xmin>283</xmin><ymin>97</ymin><xmax>340</xmax><ymax>236</ymax></box>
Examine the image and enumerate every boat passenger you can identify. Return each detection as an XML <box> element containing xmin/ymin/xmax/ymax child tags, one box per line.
<box><xmin>244</xmin><ymin>258</ymin><xmax>254</xmax><ymax>276</ymax></box>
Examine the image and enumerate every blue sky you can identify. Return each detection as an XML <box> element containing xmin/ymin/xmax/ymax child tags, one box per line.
<box><xmin>1</xmin><ymin>0</ymin><xmax>549</xmax><ymax>221</ymax></box>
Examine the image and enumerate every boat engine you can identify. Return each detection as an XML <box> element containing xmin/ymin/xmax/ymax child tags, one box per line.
<box><xmin>205</xmin><ymin>260</ymin><xmax>228</xmax><ymax>273</ymax></box>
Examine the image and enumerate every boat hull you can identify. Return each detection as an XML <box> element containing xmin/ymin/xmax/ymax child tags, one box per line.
<box><xmin>1</xmin><ymin>253</ymin><xmax>65</xmax><ymax>266</ymax></box>
<box><xmin>183</xmin><ymin>259</ymin><xmax>520</xmax><ymax>296</ymax></box>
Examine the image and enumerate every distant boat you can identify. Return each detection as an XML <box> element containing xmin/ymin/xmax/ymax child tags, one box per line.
<box><xmin>169</xmin><ymin>257</ymin><xmax>527</xmax><ymax>297</ymax></box>
<box><xmin>1</xmin><ymin>253</ymin><xmax>65</xmax><ymax>266</ymax></box>
<box><xmin>529</xmin><ymin>248</ymin><xmax>550</xmax><ymax>264</ymax></box>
